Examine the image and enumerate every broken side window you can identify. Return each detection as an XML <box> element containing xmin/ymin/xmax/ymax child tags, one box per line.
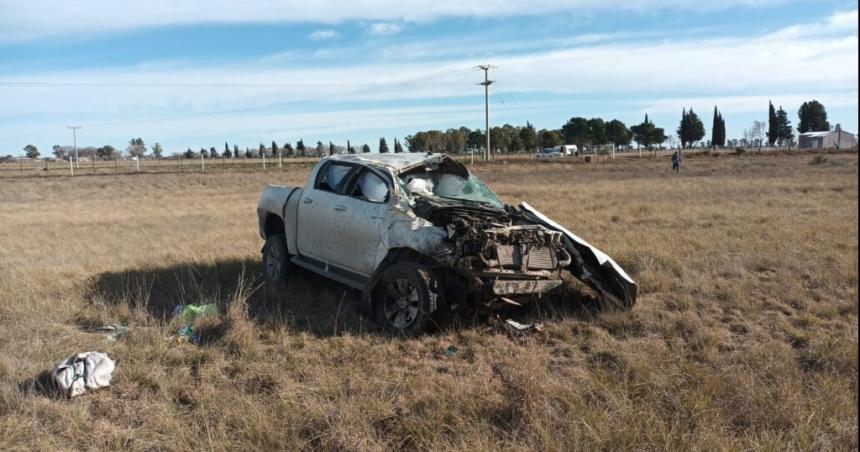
<box><xmin>315</xmin><ymin>162</ymin><xmax>354</xmax><ymax>193</ymax></box>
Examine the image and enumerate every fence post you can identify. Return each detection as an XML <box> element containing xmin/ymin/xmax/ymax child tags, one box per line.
<box><xmin>70</xmin><ymin>157</ymin><xmax>74</xmax><ymax>176</ymax></box>
<box><xmin>201</xmin><ymin>154</ymin><xmax>205</xmax><ymax>172</ymax></box>
<box><xmin>263</xmin><ymin>154</ymin><xmax>266</xmax><ymax>170</ymax></box>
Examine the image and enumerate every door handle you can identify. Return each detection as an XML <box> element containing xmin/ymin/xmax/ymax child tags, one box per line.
<box><xmin>303</xmin><ymin>197</ymin><xmax>313</xmax><ymax>204</ymax></box>
<box><xmin>334</xmin><ymin>205</ymin><xmax>347</xmax><ymax>212</ymax></box>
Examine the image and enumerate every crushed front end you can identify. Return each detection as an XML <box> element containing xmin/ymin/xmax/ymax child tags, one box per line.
<box><xmin>396</xmin><ymin>153</ymin><xmax>637</xmax><ymax>312</ymax></box>
<box><xmin>413</xmin><ymin>197</ymin><xmax>571</xmax><ymax>308</ymax></box>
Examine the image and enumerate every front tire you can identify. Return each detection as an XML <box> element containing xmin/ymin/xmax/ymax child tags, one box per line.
<box><xmin>373</xmin><ymin>262</ymin><xmax>445</xmax><ymax>336</ymax></box>
<box><xmin>262</xmin><ymin>234</ymin><xmax>291</xmax><ymax>287</ymax></box>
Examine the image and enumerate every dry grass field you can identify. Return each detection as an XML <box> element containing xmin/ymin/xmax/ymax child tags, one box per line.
<box><xmin>1</xmin><ymin>151</ymin><xmax>857</xmax><ymax>450</ymax></box>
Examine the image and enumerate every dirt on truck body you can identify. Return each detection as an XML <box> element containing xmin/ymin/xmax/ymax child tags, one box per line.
<box><xmin>257</xmin><ymin>153</ymin><xmax>636</xmax><ymax>335</ymax></box>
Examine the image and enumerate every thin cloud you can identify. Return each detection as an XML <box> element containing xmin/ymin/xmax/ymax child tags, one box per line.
<box><xmin>0</xmin><ymin>0</ymin><xmax>789</xmax><ymax>42</ymax></box>
<box><xmin>309</xmin><ymin>29</ymin><xmax>339</xmax><ymax>41</ymax></box>
<box><xmin>368</xmin><ymin>22</ymin><xmax>402</xmax><ymax>36</ymax></box>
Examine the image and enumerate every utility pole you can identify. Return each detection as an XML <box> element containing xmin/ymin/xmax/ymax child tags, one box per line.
<box><xmin>67</xmin><ymin>126</ymin><xmax>82</xmax><ymax>168</ymax></box>
<box><xmin>477</xmin><ymin>65</ymin><xmax>496</xmax><ymax>162</ymax></box>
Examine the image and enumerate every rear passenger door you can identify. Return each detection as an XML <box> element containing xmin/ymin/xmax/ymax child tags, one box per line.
<box><xmin>327</xmin><ymin>167</ymin><xmax>391</xmax><ymax>275</ymax></box>
<box><xmin>296</xmin><ymin>161</ymin><xmax>357</xmax><ymax>262</ymax></box>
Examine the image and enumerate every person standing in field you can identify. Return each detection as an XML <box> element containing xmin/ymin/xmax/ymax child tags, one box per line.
<box><xmin>672</xmin><ymin>151</ymin><xmax>681</xmax><ymax>173</ymax></box>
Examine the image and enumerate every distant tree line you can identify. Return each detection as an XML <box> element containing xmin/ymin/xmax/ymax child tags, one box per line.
<box><xmin>10</xmin><ymin>99</ymin><xmax>840</xmax><ymax>162</ymax></box>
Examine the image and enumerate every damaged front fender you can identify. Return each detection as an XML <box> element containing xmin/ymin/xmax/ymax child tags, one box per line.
<box><xmin>520</xmin><ymin>202</ymin><xmax>638</xmax><ymax>308</ymax></box>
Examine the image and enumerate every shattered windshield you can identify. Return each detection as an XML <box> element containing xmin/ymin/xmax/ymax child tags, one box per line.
<box><xmin>400</xmin><ymin>171</ymin><xmax>504</xmax><ymax>209</ymax></box>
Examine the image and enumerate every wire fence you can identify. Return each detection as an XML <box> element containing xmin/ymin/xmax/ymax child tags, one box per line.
<box><xmin>0</xmin><ymin>156</ymin><xmax>327</xmax><ymax>178</ymax></box>
<box><xmin>2</xmin><ymin>147</ymin><xmax>852</xmax><ymax>179</ymax></box>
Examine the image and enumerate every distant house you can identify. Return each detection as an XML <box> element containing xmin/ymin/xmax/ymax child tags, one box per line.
<box><xmin>798</xmin><ymin>128</ymin><xmax>857</xmax><ymax>149</ymax></box>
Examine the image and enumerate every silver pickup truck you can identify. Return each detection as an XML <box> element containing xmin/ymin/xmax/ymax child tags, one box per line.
<box><xmin>258</xmin><ymin>153</ymin><xmax>636</xmax><ymax>335</ymax></box>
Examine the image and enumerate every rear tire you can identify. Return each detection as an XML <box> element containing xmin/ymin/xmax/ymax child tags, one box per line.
<box><xmin>262</xmin><ymin>234</ymin><xmax>292</xmax><ymax>287</ymax></box>
<box><xmin>373</xmin><ymin>262</ymin><xmax>445</xmax><ymax>337</ymax></box>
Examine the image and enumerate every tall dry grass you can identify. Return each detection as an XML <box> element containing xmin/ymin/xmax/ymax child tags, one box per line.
<box><xmin>0</xmin><ymin>152</ymin><xmax>857</xmax><ymax>450</ymax></box>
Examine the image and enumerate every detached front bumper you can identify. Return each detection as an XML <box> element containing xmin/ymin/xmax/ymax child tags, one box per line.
<box><xmin>487</xmin><ymin>278</ymin><xmax>563</xmax><ymax>297</ymax></box>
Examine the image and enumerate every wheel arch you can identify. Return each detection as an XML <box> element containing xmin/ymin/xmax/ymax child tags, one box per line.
<box><xmin>361</xmin><ymin>247</ymin><xmax>441</xmax><ymax>315</ymax></box>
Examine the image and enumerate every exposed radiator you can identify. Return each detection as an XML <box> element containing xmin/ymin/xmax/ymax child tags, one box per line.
<box><xmin>495</xmin><ymin>245</ymin><xmax>556</xmax><ymax>270</ymax></box>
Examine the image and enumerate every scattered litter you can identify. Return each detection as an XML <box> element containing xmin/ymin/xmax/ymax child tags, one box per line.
<box><xmin>94</xmin><ymin>324</ymin><xmax>130</xmax><ymax>342</ymax></box>
<box><xmin>171</xmin><ymin>304</ymin><xmax>218</xmax><ymax>343</ymax></box>
<box><xmin>52</xmin><ymin>351</ymin><xmax>115</xmax><ymax>398</ymax></box>
<box><xmin>444</xmin><ymin>345</ymin><xmax>458</xmax><ymax>358</ymax></box>
<box><xmin>504</xmin><ymin>319</ymin><xmax>544</xmax><ymax>336</ymax></box>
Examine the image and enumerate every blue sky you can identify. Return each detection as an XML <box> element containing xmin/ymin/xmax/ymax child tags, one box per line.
<box><xmin>0</xmin><ymin>0</ymin><xmax>857</xmax><ymax>155</ymax></box>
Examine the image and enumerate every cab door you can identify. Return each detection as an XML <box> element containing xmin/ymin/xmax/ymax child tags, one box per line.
<box><xmin>296</xmin><ymin>161</ymin><xmax>356</xmax><ymax>262</ymax></box>
<box><xmin>326</xmin><ymin>167</ymin><xmax>391</xmax><ymax>275</ymax></box>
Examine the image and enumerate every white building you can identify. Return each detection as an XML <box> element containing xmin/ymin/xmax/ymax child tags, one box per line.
<box><xmin>798</xmin><ymin>128</ymin><xmax>857</xmax><ymax>149</ymax></box>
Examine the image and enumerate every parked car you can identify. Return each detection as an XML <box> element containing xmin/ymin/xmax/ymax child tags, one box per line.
<box><xmin>536</xmin><ymin>148</ymin><xmax>563</xmax><ymax>160</ymax></box>
<box><xmin>257</xmin><ymin>153</ymin><xmax>636</xmax><ymax>335</ymax></box>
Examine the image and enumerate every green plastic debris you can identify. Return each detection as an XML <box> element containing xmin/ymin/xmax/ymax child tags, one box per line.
<box><xmin>171</xmin><ymin>304</ymin><xmax>218</xmax><ymax>342</ymax></box>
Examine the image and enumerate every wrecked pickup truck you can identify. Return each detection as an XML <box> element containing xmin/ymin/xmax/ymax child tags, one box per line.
<box><xmin>258</xmin><ymin>153</ymin><xmax>636</xmax><ymax>335</ymax></box>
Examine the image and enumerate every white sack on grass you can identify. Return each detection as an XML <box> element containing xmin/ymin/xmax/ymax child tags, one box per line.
<box><xmin>52</xmin><ymin>351</ymin><xmax>115</xmax><ymax>398</ymax></box>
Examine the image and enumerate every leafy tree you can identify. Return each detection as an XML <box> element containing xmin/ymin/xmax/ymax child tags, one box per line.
<box><xmin>379</xmin><ymin>137</ymin><xmax>389</xmax><ymax>153</ymax></box>
<box><xmin>466</xmin><ymin>130</ymin><xmax>485</xmax><ymax>151</ymax></box>
<box><xmin>361</xmin><ymin>144</ymin><xmax>371</xmax><ymax>153</ymax></box>
<box><xmin>97</xmin><ymin>145</ymin><xmax>117</xmax><ymax>160</ymax></box>
<box><xmin>490</xmin><ymin>126</ymin><xmax>512</xmax><ymax>153</ymax></box>
<box><xmin>314</xmin><ymin>141</ymin><xmax>325</xmax><ymax>157</ymax></box>
<box><xmin>588</xmin><ymin>118</ymin><xmax>607</xmax><ymax>148</ymax></box>
<box><xmin>233</xmin><ymin>144</ymin><xmax>240</xmax><ymax>158</ymax></box>
<box><xmin>561</xmin><ymin>117</ymin><xmax>590</xmax><ymax>148</ymax></box>
<box><xmin>23</xmin><ymin>144</ymin><xmax>40</xmax><ymax>159</ymax></box>
<box><xmin>394</xmin><ymin>138</ymin><xmax>404</xmax><ymax>153</ymax></box>
<box><xmin>258</xmin><ymin>143</ymin><xmax>266</xmax><ymax>157</ymax></box>
<box><xmin>767</xmin><ymin>101</ymin><xmax>778</xmax><ymax>146</ymax></box>
<box><xmin>519</xmin><ymin>122</ymin><xmax>538</xmax><ymax>153</ymax></box>
<box><xmin>151</xmin><ymin>142</ymin><xmax>163</xmax><ymax>158</ymax></box>
<box><xmin>775</xmin><ymin>106</ymin><xmax>794</xmax><ymax>146</ymax></box>
<box><xmin>538</xmin><ymin>129</ymin><xmax>563</xmax><ymax>148</ymax></box>
<box><xmin>677</xmin><ymin>108</ymin><xmax>705</xmax><ymax>148</ymax></box>
<box><xmin>127</xmin><ymin>137</ymin><xmax>146</xmax><ymax>158</ymax></box>
<box><xmin>200</xmin><ymin>148</ymin><xmax>209</xmax><ymax>158</ymax></box>
<box><xmin>184</xmin><ymin>148</ymin><xmax>196</xmax><ymax>159</ymax></box>
<box><xmin>631</xmin><ymin>114</ymin><xmax>667</xmax><ymax>149</ymax></box>
<box><xmin>606</xmin><ymin>120</ymin><xmax>631</xmax><ymax>148</ymax></box>
<box><xmin>210</xmin><ymin>146</ymin><xmax>218</xmax><ymax>158</ymax></box>
<box><xmin>284</xmin><ymin>142</ymin><xmax>294</xmax><ymax>157</ymax></box>
<box><xmin>296</xmin><ymin>139</ymin><xmax>306</xmax><ymax>157</ymax></box>
<box><xmin>347</xmin><ymin>140</ymin><xmax>355</xmax><ymax>154</ymax></box>
<box><xmin>444</xmin><ymin>128</ymin><xmax>466</xmax><ymax>154</ymax></box>
<box><xmin>405</xmin><ymin>133</ymin><xmax>427</xmax><ymax>152</ymax></box>
<box><xmin>52</xmin><ymin>145</ymin><xmax>66</xmax><ymax>159</ymax></box>
<box><xmin>711</xmin><ymin>107</ymin><xmax>726</xmax><ymax>148</ymax></box>
<box><xmin>797</xmin><ymin>100</ymin><xmax>830</xmax><ymax>133</ymax></box>
<box><xmin>329</xmin><ymin>142</ymin><xmax>335</xmax><ymax>156</ymax></box>
<box><xmin>245</xmin><ymin>148</ymin><xmax>254</xmax><ymax>158</ymax></box>
<box><xmin>271</xmin><ymin>141</ymin><xmax>279</xmax><ymax>158</ymax></box>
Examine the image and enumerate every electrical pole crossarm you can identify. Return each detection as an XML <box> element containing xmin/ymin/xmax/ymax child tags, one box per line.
<box><xmin>475</xmin><ymin>64</ymin><xmax>496</xmax><ymax>162</ymax></box>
